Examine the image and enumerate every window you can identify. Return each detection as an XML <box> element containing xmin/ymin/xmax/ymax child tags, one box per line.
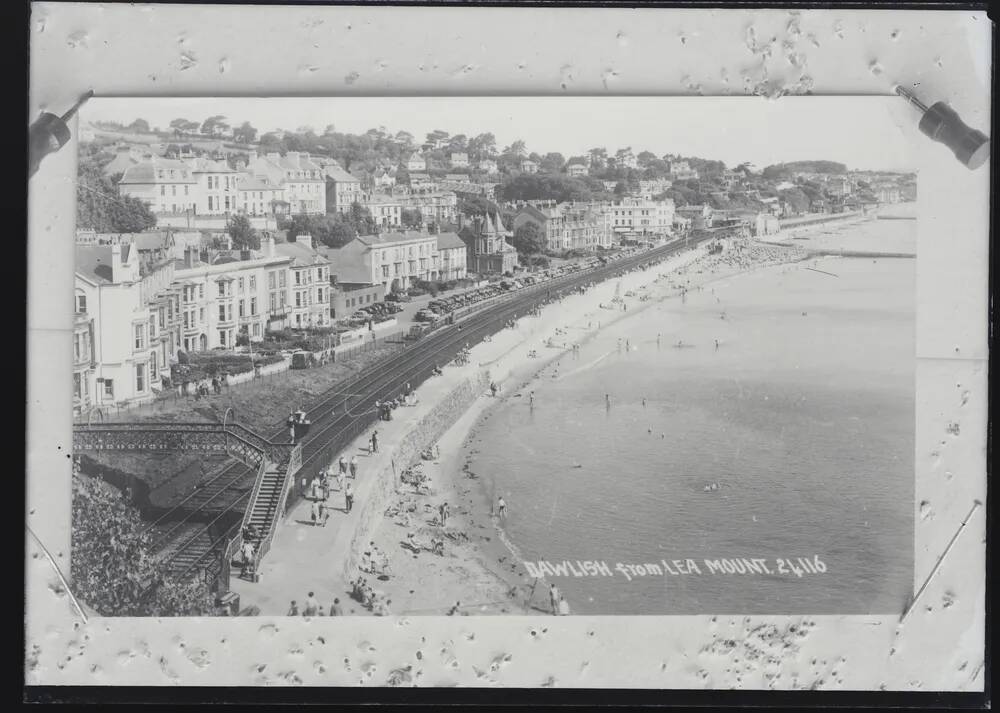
<box><xmin>199</xmin><ymin>284</ymin><xmax>204</xmax><ymax>299</ymax></box>
<box><xmin>316</xmin><ymin>288</ymin><xmax>323</xmax><ymax>302</ymax></box>
<box><xmin>295</xmin><ymin>292</ymin><xmax>302</xmax><ymax>308</ymax></box>
<box><xmin>199</xmin><ymin>307</ymin><xmax>205</xmax><ymax>322</ymax></box>
<box><xmin>160</xmin><ymin>185</ymin><xmax>165</xmax><ymax>196</ymax></box>
<box><xmin>135</xmin><ymin>364</ymin><xmax>145</xmax><ymax>393</ymax></box>
<box><xmin>150</xmin><ymin>350</ymin><xmax>157</xmax><ymax>376</ymax></box>
<box><xmin>225</xmin><ymin>196</ymin><xmax>231</xmax><ymax>210</ymax></box>
<box><xmin>382</xmin><ymin>265</ymin><xmax>389</xmax><ymax>278</ymax></box>
<box><xmin>73</xmin><ymin>372</ymin><xmax>82</xmax><ymax>400</ymax></box>
<box><xmin>249</xmin><ymin>275</ymin><xmax>256</xmax><ymax>290</ymax></box>
<box><xmin>268</xmin><ymin>272</ymin><xmax>276</xmax><ymax>289</ymax></box>
<box><xmin>238</xmin><ymin>277</ymin><xmax>244</xmax><ymax>293</ymax></box>
<box><xmin>250</xmin><ymin>297</ymin><xmax>257</xmax><ymax>315</ymax></box>
<box><xmin>184</xmin><ymin>185</ymin><xmax>189</xmax><ymax>196</ymax></box>
<box><xmin>149</xmin><ymin>314</ymin><xmax>157</xmax><ymax>340</ymax></box>
<box><xmin>219</xmin><ymin>330</ymin><xmax>227</xmax><ymax>346</ymax></box>
<box><xmin>253</xmin><ymin>323</ymin><xmax>261</xmax><ymax>337</ymax></box>
<box><xmin>279</xmin><ymin>272</ymin><xmax>287</xmax><ymax>287</ymax></box>
<box><xmin>218</xmin><ymin>282</ymin><xmax>225</xmax><ymax>297</ymax></box>
<box><xmin>239</xmin><ymin>300</ymin><xmax>246</xmax><ymax>317</ymax></box>
<box><xmin>75</xmin><ymin>294</ymin><xmax>87</xmax><ymax>314</ymax></box>
<box><xmin>269</xmin><ymin>294</ymin><xmax>277</xmax><ymax>311</ymax></box>
<box><xmin>183</xmin><ymin>312</ymin><xmax>190</xmax><ymax>329</ymax></box>
<box><xmin>134</xmin><ymin>324</ymin><xmax>144</xmax><ymax>350</ymax></box>
<box><xmin>103</xmin><ymin>379</ymin><xmax>113</xmax><ymax>398</ymax></box>
<box><xmin>295</xmin><ymin>272</ymin><xmax>301</xmax><ymax>286</ymax></box>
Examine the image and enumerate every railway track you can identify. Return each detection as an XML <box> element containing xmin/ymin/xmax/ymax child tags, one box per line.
<box><xmin>157</xmin><ymin>237</ymin><xmax>711</xmax><ymax>579</ymax></box>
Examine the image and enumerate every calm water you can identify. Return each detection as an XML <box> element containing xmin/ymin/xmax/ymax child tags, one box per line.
<box><xmin>469</xmin><ymin>223</ymin><xmax>915</xmax><ymax>614</ymax></box>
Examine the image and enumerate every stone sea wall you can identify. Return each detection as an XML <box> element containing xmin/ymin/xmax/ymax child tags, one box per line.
<box><xmin>339</xmin><ymin>369</ymin><xmax>492</xmax><ymax>582</ymax></box>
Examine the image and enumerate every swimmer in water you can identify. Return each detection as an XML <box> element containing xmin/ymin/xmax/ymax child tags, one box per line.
<box><xmin>715</xmin><ymin>339</ymin><xmax>719</xmax><ymax>350</ymax></box>
<box><xmin>642</xmin><ymin>398</ymin><xmax>647</xmax><ymax>407</ymax></box>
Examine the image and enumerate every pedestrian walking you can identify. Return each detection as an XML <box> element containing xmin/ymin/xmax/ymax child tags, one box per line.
<box><xmin>497</xmin><ymin>496</ymin><xmax>507</xmax><ymax>519</ymax></box>
<box><xmin>339</xmin><ymin>455</ymin><xmax>348</xmax><ymax>475</ymax></box>
<box><xmin>490</xmin><ymin>382</ymin><xmax>497</xmax><ymax>397</ymax></box>
<box><xmin>371</xmin><ymin>431</ymin><xmax>379</xmax><ymax>454</ymax></box>
<box><xmin>529</xmin><ymin>391</ymin><xmax>535</xmax><ymax>407</ymax></box>
<box><xmin>310</xmin><ymin>499</ymin><xmax>320</xmax><ymax>526</ymax></box>
<box><xmin>300</xmin><ymin>475</ymin><xmax>309</xmax><ymax>498</ymax></box>
<box><xmin>350</xmin><ymin>455</ymin><xmax>358</xmax><ymax>479</ymax></box>
<box><xmin>337</xmin><ymin>470</ymin><xmax>346</xmax><ymax>492</ymax></box>
<box><xmin>549</xmin><ymin>583</ymin><xmax>560</xmax><ymax>614</ymax></box>
<box><xmin>438</xmin><ymin>502</ymin><xmax>447</xmax><ymax>526</ymax></box>
<box><xmin>320</xmin><ymin>501</ymin><xmax>330</xmax><ymax>526</ymax></box>
<box><xmin>310</xmin><ymin>475</ymin><xmax>321</xmax><ymax>500</ymax></box>
<box><xmin>345</xmin><ymin>482</ymin><xmax>354</xmax><ymax>513</ymax></box>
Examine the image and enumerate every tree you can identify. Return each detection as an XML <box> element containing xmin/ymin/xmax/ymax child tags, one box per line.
<box><xmin>467</xmin><ymin>132</ymin><xmax>496</xmax><ymax>160</ymax></box>
<box><xmin>401</xmin><ymin>208</ymin><xmax>424</xmax><ymax>229</ymax></box>
<box><xmin>501</xmin><ymin>174</ymin><xmax>594</xmax><ymax>203</ymax></box>
<box><xmin>505</xmin><ymin>139</ymin><xmax>527</xmax><ymax>157</ymax></box>
<box><xmin>637</xmin><ymin>150</ymin><xmax>657</xmax><ymax>166</ymax></box>
<box><xmin>127</xmin><ymin>118</ymin><xmax>150</xmax><ymax>134</ymax></box>
<box><xmin>233</xmin><ymin>121</ymin><xmax>258</xmax><ymax>144</ymax></box>
<box><xmin>588</xmin><ymin>147</ymin><xmax>608</xmax><ymax>169</ymax></box>
<box><xmin>540</xmin><ymin>152</ymin><xmax>566</xmax><ymax>174</ymax></box>
<box><xmin>76</xmin><ymin>158</ymin><xmax>157</xmax><ymax>233</ymax></box>
<box><xmin>614</xmin><ymin>181</ymin><xmax>628</xmax><ymax>196</ymax></box>
<box><xmin>228</xmin><ymin>214</ymin><xmax>260</xmax><ymax>250</ymax></box>
<box><xmin>394</xmin><ymin>131</ymin><xmax>414</xmax><ymax>149</ymax></box>
<box><xmin>426</xmin><ymin>129</ymin><xmax>450</xmax><ymax>148</ymax></box>
<box><xmin>200</xmin><ymin>115</ymin><xmax>230</xmax><ymax>137</ymax></box>
<box><xmin>512</xmin><ymin>222</ymin><xmax>546</xmax><ymax>256</ymax></box>
<box><xmin>71</xmin><ymin>471</ymin><xmax>218</xmax><ymax>616</ymax></box>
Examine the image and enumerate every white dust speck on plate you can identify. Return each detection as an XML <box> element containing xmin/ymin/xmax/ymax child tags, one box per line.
<box><xmin>516</xmin><ymin>61</ymin><xmax>527</xmax><ymax>71</ymax></box>
<box><xmin>218</xmin><ymin>57</ymin><xmax>231</xmax><ymax>74</ymax></box>
<box><xmin>869</xmin><ymin>59</ymin><xmax>884</xmax><ymax>77</ymax></box>
<box><xmin>833</xmin><ymin>21</ymin><xmax>845</xmax><ymax>39</ymax></box>
<box><xmin>179</xmin><ymin>51</ymin><xmax>198</xmax><ymax>71</ymax></box>
<box><xmin>890</xmin><ymin>29</ymin><xmax>901</xmax><ymax>41</ymax></box>
<box><xmin>344</xmin><ymin>71</ymin><xmax>360</xmax><ymax>85</ymax></box>
<box><xmin>616</xmin><ymin>31</ymin><xmax>628</xmax><ymax>47</ymax></box>
<box><xmin>66</xmin><ymin>31</ymin><xmax>88</xmax><ymax>49</ymax></box>
<box><xmin>374</xmin><ymin>59</ymin><xmax>389</xmax><ymax>72</ymax></box>
<box><xmin>601</xmin><ymin>68</ymin><xmax>620</xmax><ymax>88</ymax></box>
<box><xmin>559</xmin><ymin>65</ymin><xmax>575</xmax><ymax>90</ymax></box>
<box><xmin>300</xmin><ymin>64</ymin><xmax>320</xmax><ymax>75</ymax></box>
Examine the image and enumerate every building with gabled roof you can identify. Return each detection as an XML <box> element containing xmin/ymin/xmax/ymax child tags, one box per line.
<box><xmin>435</xmin><ymin>231</ymin><xmax>468</xmax><ymax>281</ymax></box>
<box><xmin>330</xmin><ymin>230</ymin><xmax>439</xmax><ymax>291</ymax></box>
<box><xmin>459</xmin><ymin>209</ymin><xmax>518</xmax><ymax>275</ymax></box>
<box><xmin>118</xmin><ymin>157</ymin><xmax>198</xmax><ymax>214</ymax></box>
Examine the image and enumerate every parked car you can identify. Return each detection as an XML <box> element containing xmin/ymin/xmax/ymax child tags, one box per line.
<box><xmin>414</xmin><ymin>309</ymin><xmax>440</xmax><ymax>323</ymax></box>
<box><xmin>386</xmin><ymin>292</ymin><xmax>411</xmax><ymax>302</ymax></box>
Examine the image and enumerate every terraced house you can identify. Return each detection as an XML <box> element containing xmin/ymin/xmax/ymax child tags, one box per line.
<box><xmin>274</xmin><ymin>235</ymin><xmax>332</xmax><ymax>328</ymax></box>
<box><xmin>332</xmin><ymin>231</ymin><xmax>439</xmax><ymax>292</ymax></box>
<box><xmin>513</xmin><ymin>203</ymin><xmax>612</xmax><ymax>251</ymax></box>
<box><xmin>247</xmin><ymin>150</ymin><xmax>327</xmax><ymax>214</ymax></box>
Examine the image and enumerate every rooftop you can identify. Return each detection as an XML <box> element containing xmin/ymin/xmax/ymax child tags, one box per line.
<box><xmin>355</xmin><ymin>230</ymin><xmax>436</xmax><ymax>247</ymax></box>
<box><xmin>436</xmin><ymin>232</ymin><xmax>467</xmax><ymax>250</ymax></box>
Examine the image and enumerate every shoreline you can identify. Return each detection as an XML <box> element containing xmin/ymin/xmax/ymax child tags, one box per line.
<box><xmin>366</xmin><ymin>239</ymin><xmax>812</xmax><ymax>615</ymax></box>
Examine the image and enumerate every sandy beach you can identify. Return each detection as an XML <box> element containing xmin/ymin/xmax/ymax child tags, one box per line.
<box><xmin>364</xmin><ymin>238</ymin><xmax>812</xmax><ymax>616</ymax></box>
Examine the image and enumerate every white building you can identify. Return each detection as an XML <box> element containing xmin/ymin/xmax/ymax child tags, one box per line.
<box><xmin>667</xmin><ymin>160</ymin><xmax>699</xmax><ymax>181</ymax></box>
<box><xmin>435</xmin><ymin>232</ymin><xmax>468</xmax><ymax>281</ymax></box>
<box><xmin>520</xmin><ymin>159</ymin><xmax>539</xmax><ymax>174</ymax></box>
<box><xmin>247</xmin><ymin>150</ymin><xmax>326</xmax><ymax>214</ymax></box>
<box><xmin>324</xmin><ymin>162</ymin><xmax>364</xmax><ymax>214</ymax></box>
<box><xmin>479</xmin><ymin>158</ymin><xmax>499</xmax><ymax>174</ymax></box>
<box><xmin>118</xmin><ymin>158</ymin><xmax>198</xmax><ymax>215</ymax></box>
<box><xmin>273</xmin><ymin>235</ymin><xmax>333</xmax><ymax>329</ymax></box>
<box><xmin>74</xmin><ymin>243</ymin><xmax>178</xmax><ymax>410</ymax></box>
<box><xmin>566</xmin><ymin>163</ymin><xmax>588</xmax><ymax>177</ymax></box>
<box><xmin>365</xmin><ymin>193</ymin><xmax>405</xmax><ymax>228</ymax></box>
<box><xmin>406</xmin><ymin>154</ymin><xmax>427</xmax><ymax>172</ymax></box>
<box><xmin>449</xmin><ymin>152</ymin><xmax>470</xmax><ymax>168</ymax></box>
<box><xmin>332</xmin><ymin>231</ymin><xmax>440</xmax><ymax>291</ymax></box>
<box><xmin>604</xmin><ymin>198</ymin><xmax>675</xmax><ymax>236</ymax></box>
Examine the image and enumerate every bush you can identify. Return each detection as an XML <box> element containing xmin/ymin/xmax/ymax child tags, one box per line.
<box><xmin>177</xmin><ymin>350</ymin><xmax>189</xmax><ymax>365</ymax></box>
<box><xmin>72</xmin><ymin>472</ymin><xmax>218</xmax><ymax>616</ymax></box>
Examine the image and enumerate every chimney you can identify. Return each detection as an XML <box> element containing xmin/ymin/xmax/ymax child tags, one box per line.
<box><xmin>110</xmin><ymin>243</ymin><xmax>123</xmax><ymax>281</ymax></box>
<box><xmin>248</xmin><ymin>149</ymin><xmax>258</xmax><ymax>164</ymax></box>
<box><xmin>301</xmin><ymin>152</ymin><xmax>310</xmax><ymax>162</ymax></box>
<box><xmin>199</xmin><ymin>249</ymin><xmax>209</xmax><ymax>264</ymax></box>
<box><xmin>183</xmin><ymin>246</ymin><xmax>196</xmax><ymax>268</ymax></box>
<box><xmin>296</xmin><ymin>234</ymin><xmax>313</xmax><ymax>251</ymax></box>
<box><xmin>262</xmin><ymin>234</ymin><xmax>276</xmax><ymax>258</ymax></box>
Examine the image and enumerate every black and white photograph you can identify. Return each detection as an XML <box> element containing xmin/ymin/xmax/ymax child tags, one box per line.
<box><xmin>69</xmin><ymin>96</ymin><xmax>918</xmax><ymax>618</ymax></box>
<box><xmin>25</xmin><ymin>3</ymin><xmax>987</xmax><ymax>695</ymax></box>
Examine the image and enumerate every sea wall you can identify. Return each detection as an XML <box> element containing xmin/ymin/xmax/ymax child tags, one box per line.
<box><xmin>339</xmin><ymin>369</ymin><xmax>492</xmax><ymax>582</ymax></box>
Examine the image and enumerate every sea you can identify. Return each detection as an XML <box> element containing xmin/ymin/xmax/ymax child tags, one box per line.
<box><xmin>467</xmin><ymin>215</ymin><xmax>916</xmax><ymax>614</ymax></box>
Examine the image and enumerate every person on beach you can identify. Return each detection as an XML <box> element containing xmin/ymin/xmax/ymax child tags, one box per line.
<box><xmin>310</xmin><ymin>475</ymin><xmax>321</xmax><ymax>501</ymax></box>
<box><xmin>558</xmin><ymin>595</ymin><xmax>571</xmax><ymax>616</ymax></box>
<box><xmin>345</xmin><ymin>482</ymin><xmax>354</xmax><ymax>513</ymax></box>
<box><xmin>438</xmin><ymin>502</ymin><xmax>448</xmax><ymax>526</ymax></box>
<box><xmin>287</xmin><ymin>600</ymin><xmax>299</xmax><ymax>616</ymax></box>
<box><xmin>371</xmin><ymin>431</ymin><xmax>379</xmax><ymax>454</ymax></box>
<box><xmin>330</xmin><ymin>598</ymin><xmax>343</xmax><ymax>616</ymax></box>
<box><xmin>497</xmin><ymin>496</ymin><xmax>508</xmax><ymax>519</ymax></box>
<box><xmin>350</xmin><ymin>455</ymin><xmax>358</xmax><ymax>479</ymax></box>
<box><xmin>605</xmin><ymin>394</ymin><xmax>611</xmax><ymax>408</ymax></box>
<box><xmin>549</xmin><ymin>583</ymin><xmax>560</xmax><ymax>614</ymax></box>
<box><xmin>448</xmin><ymin>601</ymin><xmax>461</xmax><ymax>616</ymax></box>
<box><xmin>304</xmin><ymin>592</ymin><xmax>319</xmax><ymax>617</ymax></box>
<box><xmin>715</xmin><ymin>339</ymin><xmax>720</xmax><ymax>350</ymax></box>
<box><xmin>337</xmin><ymin>470</ymin><xmax>345</xmax><ymax>492</ymax></box>
<box><xmin>529</xmin><ymin>391</ymin><xmax>535</xmax><ymax>407</ymax></box>
<box><xmin>490</xmin><ymin>382</ymin><xmax>498</xmax><ymax>397</ymax></box>
<box><xmin>339</xmin><ymin>455</ymin><xmax>348</xmax><ymax>475</ymax></box>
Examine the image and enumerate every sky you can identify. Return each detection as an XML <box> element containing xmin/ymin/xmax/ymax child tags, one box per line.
<box><xmin>81</xmin><ymin>96</ymin><xmax>917</xmax><ymax>173</ymax></box>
